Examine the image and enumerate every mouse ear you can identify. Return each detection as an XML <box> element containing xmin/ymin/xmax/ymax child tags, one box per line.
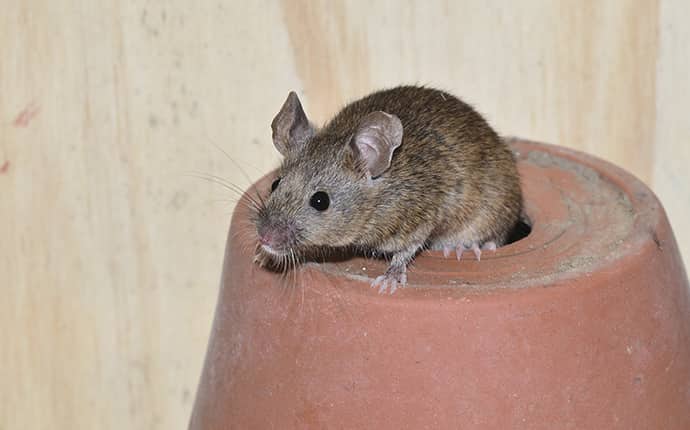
<box><xmin>350</xmin><ymin>111</ymin><xmax>403</xmax><ymax>178</ymax></box>
<box><xmin>271</xmin><ymin>91</ymin><xmax>314</xmax><ymax>156</ymax></box>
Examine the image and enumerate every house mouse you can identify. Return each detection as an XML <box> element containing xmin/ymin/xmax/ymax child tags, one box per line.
<box><xmin>253</xmin><ymin>85</ymin><xmax>522</xmax><ymax>294</ymax></box>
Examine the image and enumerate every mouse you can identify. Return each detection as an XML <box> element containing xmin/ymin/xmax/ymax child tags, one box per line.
<box><xmin>253</xmin><ymin>85</ymin><xmax>523</xmax><ymax>294</ymax></box>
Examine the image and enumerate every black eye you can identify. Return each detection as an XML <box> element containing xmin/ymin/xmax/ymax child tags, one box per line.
<box><xmin>309</xmin><ymin>191</ymin><xmax>330</xmax><ymax>211</ymax></box>
<box><xmin>270</xmin><ymin>178</ymin><xmax>280</xmax><ymax>192</ymax></box>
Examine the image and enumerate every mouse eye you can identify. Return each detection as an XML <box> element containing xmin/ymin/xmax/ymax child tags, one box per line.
<box><xmin>309</xmin><ymin>191</ymin><xmax>330</xmax><ymax>211</ymax></box>
<box><xmin>270</xmin><ymin>178</ymin><xmax>281</xmax><ymax>192</ymax></box>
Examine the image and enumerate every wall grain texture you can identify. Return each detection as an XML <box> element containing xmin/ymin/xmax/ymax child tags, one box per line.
<box><xmin>1</xmin><ymin>1</ymin><xmax>688</xmax><ymax>429</ymax></box>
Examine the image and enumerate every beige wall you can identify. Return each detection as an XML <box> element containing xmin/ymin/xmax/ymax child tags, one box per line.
<box><xmin>2</xmin><ymin>1</ymin><xmax>688</xmax><ymax>429</ymax></box>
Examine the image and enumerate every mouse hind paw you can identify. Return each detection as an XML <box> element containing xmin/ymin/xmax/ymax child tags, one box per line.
<box><xmin>441</xmin><ymin>240</ymin><xmax>497</xmax><ymax>261</ymax></box>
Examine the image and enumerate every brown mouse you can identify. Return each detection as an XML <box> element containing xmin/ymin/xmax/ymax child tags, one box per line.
<box><xmin>253</xmin><ymin>85</ymin><xmax>522</xmax><ymax>294</ymax></box>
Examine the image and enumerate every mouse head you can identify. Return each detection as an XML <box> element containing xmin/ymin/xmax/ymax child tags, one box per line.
<box><xmin>255</xmin><ymin>91</ymin><xmax>403</xmax><ymax>259</ymax></box>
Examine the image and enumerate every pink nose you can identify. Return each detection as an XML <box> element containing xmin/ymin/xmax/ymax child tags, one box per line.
<box><xmin>259</xmin><ymin>234</ymin><xmax>273</xmax><ymax>246</ymax></box>
<box><xmin>260</xmin><ymin>230</ymin><xmax>286</xmax><ymax>247</ymax></box>
<box><xmin>258</xmin><ymin>225</ymin><xmax>289</xmax><ymax>248</ymax></box>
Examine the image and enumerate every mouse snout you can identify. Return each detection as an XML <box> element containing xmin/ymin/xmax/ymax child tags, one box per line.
<box><xmin>259</xmin><ymin>230</ymin><xmax>286</xmax><ymax>247</ymax></box>
<box><xmin>257</xmin><ymin>220</ymin><xmax>293</xmax><ymax>251</ymax></box>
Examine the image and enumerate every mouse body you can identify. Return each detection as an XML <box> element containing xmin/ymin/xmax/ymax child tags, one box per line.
<box><xmin>254</xmin><ymin>85</ymin><xmax>522</xmax><ymax>293</ymax></box>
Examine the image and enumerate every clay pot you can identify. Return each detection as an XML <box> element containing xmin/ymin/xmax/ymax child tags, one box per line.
<box><xmin>189</xmin><ymin>139</ymin><xmax>690</xmax><ymax>429</ymax></box>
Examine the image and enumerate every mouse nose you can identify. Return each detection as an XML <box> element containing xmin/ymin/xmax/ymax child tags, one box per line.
<box><xmin>258</xmin><ymin>226</ymin><xmax>289</xmax><ymax>249</ymax></box>
<box><xmin>259</xmin><ymin>233</ymin><xmax>273</xmax><ymax>246</ymax></box>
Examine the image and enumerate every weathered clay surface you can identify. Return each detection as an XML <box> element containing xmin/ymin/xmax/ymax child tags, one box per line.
<box><xmin>190</xmin><ymin>140</ymin><xmax>690</xmax><ymax>429</ymax></box>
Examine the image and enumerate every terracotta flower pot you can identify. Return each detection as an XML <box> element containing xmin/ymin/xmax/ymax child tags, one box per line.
<box><xmin>189</xmin><ymin>139</ymin><xmax>690</xmax><ymax>429</ymax></box>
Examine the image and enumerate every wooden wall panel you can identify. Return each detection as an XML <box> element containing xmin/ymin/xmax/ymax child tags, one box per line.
<box><xmin>1</xmin><ymin>1</ymin><xmax>687</xmax><ymax>429</ymax></box>
<box><xmin>654</xmin><ymin>0</ymin><xmax>690</xmax><ymax>267</ymax></box>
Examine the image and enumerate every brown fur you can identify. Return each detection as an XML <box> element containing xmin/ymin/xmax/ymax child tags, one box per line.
<box><xmin>255</xmin><ymin>85</ymin><xmax>522</xmax><ymax>286</ymax></box>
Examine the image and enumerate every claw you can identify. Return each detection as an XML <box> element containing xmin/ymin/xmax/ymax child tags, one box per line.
<box><xmin>371</xmin><ymin>269</ymin><xmax>407</xmax><ymax>294</ymax></box>
<box><xmin>443</xmin><ymin>246</ymin><xmax>452</xmax><ymax>258</ymax></box>
<box><xmin>471</xmin><ymin>243</ymin><xmax>482</xmax><ymax>261</ymax></box>
<box><xmin>387</xmin><ymin>279</ymin><xmax>398</xmax><ymax>294</ymax></box>
<box><xmin>455</xmin><ymin>245</ymin><xmax>464</xmax><ymax>260</ymax></box>
<box><xmin>376</xmin><ymin>278</ymin><xmax>386</xmax><ymax>293</ymax></box>
<box><xmin>372</xmin><ymin>275</ymin><xmax>385</xmax><ymax>290</ymax></box>
<box><xmin>438</xmin><ymin>239</ymin><xmax>498</xmax><ymax>262</ymax></box>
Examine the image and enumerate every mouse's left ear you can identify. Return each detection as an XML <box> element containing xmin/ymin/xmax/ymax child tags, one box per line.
<box><xmin>350</xmin><ymin>111</ymin><xmax>403</xmax><ymax>178</ymax></box>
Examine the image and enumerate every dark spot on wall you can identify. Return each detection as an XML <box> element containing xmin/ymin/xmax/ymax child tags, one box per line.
<box><xmin>140</xmin><ymin>9</ymin><xmax>160</xmax><ymax>37</ymax></box>
<box><xmin>169</xmin><ymin>191</ymin><xmax>189</xmax><ymax>209</ymax></box>
<box><xmin>148</xmin><ymin>115</ymin><xmax>159</xmax><ymax>128</ymax></box>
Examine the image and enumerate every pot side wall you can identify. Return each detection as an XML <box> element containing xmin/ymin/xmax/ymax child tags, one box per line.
<box><xmin>190</xmin><ymin>140</ymin><xmax>690</xmax><ymax>429</ymax></box>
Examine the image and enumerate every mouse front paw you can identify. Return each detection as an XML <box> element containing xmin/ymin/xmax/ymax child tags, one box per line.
<box><xmin>371</xmin><ymin>265</ymin><xmax>407</xmax><ymax>294</ymax></box>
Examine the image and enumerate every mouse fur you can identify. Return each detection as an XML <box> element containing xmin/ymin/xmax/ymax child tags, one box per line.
<box><xmin>254</xmin><ymin>85</ymin><xmax>522</xmax><ymax>293</ymax></box>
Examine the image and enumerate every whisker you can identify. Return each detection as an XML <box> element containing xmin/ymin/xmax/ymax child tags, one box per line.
<box><xmin>202</xmin><ymin>133</ymin><xmax>274</xmax><ymax>213</ymax></box>
<box><xmin>185</xmin><ymin>172</ymin><xmax>245</xmax><ymax>198</ymax></box>
<box><xmin>202</xmin><ymin>132</ymin><xmax>264</xmax><ymax>187</ymax></box>
<box><xmin>185</xmin><ymin>171</ymin><xmax>264</xmax><ymax>210</ymax></box>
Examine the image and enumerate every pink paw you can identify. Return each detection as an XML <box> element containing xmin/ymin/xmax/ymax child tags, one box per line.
<box><xmin>371</xmin><ymin>267</ymin><xmax>407</xmax><ymax>294</ymax></box>
<box><xmin>442</xmin><ymin>240</ymin><xmax>497</xmax><ymax>261</ymax></box>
